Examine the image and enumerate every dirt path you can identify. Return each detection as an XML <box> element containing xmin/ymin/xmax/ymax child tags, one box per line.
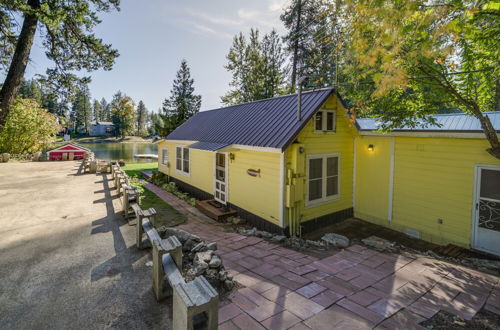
<box><xmin>0</xmin><ymin>161</ymin><xmax>169</xmax><ymax>330</ymax></box>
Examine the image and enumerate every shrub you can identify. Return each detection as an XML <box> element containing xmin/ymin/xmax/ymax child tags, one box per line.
<box><xmin>152</xmin><ymin>170</ymin><xmax>169</xmax><ymax>186</ymax></box>
<box><xmin>0</xmin><ymin>98</ymin><xmax>59</xmax><ymax>154</ymax></box>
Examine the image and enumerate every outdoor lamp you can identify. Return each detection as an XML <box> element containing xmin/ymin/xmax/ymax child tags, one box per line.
<box><xmin>368</xmin><ymin>144</ymin><xmax>374</xmax><ymax>151</ymax></box>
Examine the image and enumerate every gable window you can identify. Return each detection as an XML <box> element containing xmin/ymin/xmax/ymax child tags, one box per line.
<box><xmin>314</xmin><ymin>110</ymin><xmax>336</xmax><ymax>132</ymax></box>
<box><xmin>307</xmin><ymin>154</ymin><xmax>339</xmax><ymax>205</ymax></box>
<box><xmin>176</xmin><ymin>146</ymin><xmax>190</xmax><ymax>175</ymax></box>
<box><xmin>161</xmin><ymin>149</ymin><xmax>168</xmax><ymax>166</ymax></box>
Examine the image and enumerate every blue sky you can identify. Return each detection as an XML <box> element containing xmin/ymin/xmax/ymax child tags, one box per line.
<box><xmin>22</xmin><ymin>0</ymin><xmax>289</xmax><ymax>112</ymax></box>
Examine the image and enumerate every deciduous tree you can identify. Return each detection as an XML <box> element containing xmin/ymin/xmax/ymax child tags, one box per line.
<box><xmin>342</xmin><ymin>0</ymin><xmax>500</xmax><ymax>158</ymax></box>
<box><xmin>0</xmin><ymin>98</ymin><xmax>59</xmax><ymax>153</ymax></box>
<box><xmin>111</xmin><ymin>91</ymin><xmax>135</xmax><ymax>138</ymax></box>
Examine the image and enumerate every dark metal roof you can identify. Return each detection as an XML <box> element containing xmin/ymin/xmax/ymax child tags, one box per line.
<box><xmin>188</xmin><ymin>141</ymin><xmax>230</xmax><ymax>151</ymax></box>
<box><xmin>357</xmin><ymin>111</ymin><xmax>500</xmax><ymax>132</ymax></box>
<box><xmin>166</xmin><ymin>88</ymin><xmax>335</xmax><ymax>150</ymax></box>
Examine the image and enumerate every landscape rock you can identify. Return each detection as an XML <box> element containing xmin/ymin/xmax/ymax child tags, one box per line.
<box><xmin>256</xmin><ymin>230</ymin><xmax>273</xmax><ymax>239</ymax></box>
<box><xmin>191</xmin><ymin>242</ymin><xmax>208</xmax><ymax>253</ymax></box>
<box><xmin>271</xmin><ymin>235</ymin><xmax>286</xmax><ymax>243</ymax></box>
<box><xmin>206</xmin><ymin>242</ymin><xmax>218</xmax><ymax>251</ymax></box>
<box><xmin>183</xmin><ymin>238</ymin><xmax>197</xmax><ymax>252</ymax></box>
<box><xmin>224</xmin><ymin>280</ymin><xmax>235</xmax><ymax>291</ymax></box>
<box><xmin>322</xmin><ymin>233</ymin><xmax>350</xmax><ymax>248</ymax></box>
<box><xmin>306</xmin><ymin>240</ymin><xmax>324</xmax><ymax>248</ymax></box>
<box><xmin>218</xmin><ymin>270</ymin><xmax>227</xmax><ymax>281</ymax></box>
<box><xmin>209</xmin><ymin>255</ymin><xmax>222</xmax><ymax>268</ymax></box>
<box><xmin>362</xmin><ymin>236</ymin><xmax>395</xmax><ymax>251</ymax></box>
<box><xmin>187</xmin><ymin>264</ymin><xmax>207</xmax><ymax>277</ymax></box>
<box><xmin>158</xmin><ymin>227</ymin><xmax>201</xmax><ymax>244</ymax></box>
<box><xmin>194</xmin><ymin>251</ymin><xmax>213</xmax><ymax>263</ymax></box>
<box><xmin>205</xmin><ymin>269</ymin><xmax>219</xmax><ymax>283</ymax></box>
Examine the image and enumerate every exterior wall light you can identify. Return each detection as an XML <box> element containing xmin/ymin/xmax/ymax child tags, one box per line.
<box><xmin>229</xmin><ymin>153</ymin><xmax>235</xmax><ymax>161</ymax></box>
<box><xmin>368</xmin><ymin>144</ymin><xmax>374</xmax><ymax>151</ymax></box>
<box><xmin>299</xmin><ymin>146</ymin><xmax>305</xmax><ymax>153</ymax></box>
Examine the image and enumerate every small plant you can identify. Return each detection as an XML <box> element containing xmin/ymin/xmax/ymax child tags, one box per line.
<box><xmin>160</xmin><ymin>181</ymin><xmax>197</xmax><ymax>206</ymax></box>
<box><xmin>152</xmin><ymin>170</ymin><xmax>169</xmax><ymax>186</ymax></box>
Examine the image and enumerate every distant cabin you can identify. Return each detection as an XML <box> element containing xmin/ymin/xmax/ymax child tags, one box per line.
<box><xmin>157</xmin><ymin>88</ymin><xmax>500</xmax><ymax>256</ymax></box>
<box><xmin>89</xmin><ymin>121</ymin><xmax>115</xmax><ymax>136</ymax></box>
<box><xmin>47</xmin><ymin>143</ymin><xmax>91</xmax><ymax>161</ymax></box>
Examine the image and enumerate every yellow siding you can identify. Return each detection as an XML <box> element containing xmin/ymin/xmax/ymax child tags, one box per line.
<box><xmin>285</xmin><ymin>95</ymin><xmax>356</xmax><ymax>226</ymax></box>
<box><xmin>355</xmin><ymin>136</ymin><xmax>500</xmax><ymax>248</ymax></box>
<box><xmin>392</xmin><ymin>137</ymin><xmax>500</xmax><ymax>247</ymax></box>
<box><xmin>157</xmin><ymin>140</ymin><xmax>213</xmax><ymax>194</ymax></box>
<box><xmin>228</xmin><ymin>150</ymin><xmax>281</xmax><ymax>225</ymax></box>
<box><xmin>354</xmin><ymin>136</ymin><xmax>392</xmax><ymax>223</ymax></box>
<box><xmin>158</xmin><ymin>141</ymin><xmax>282</xmax><ymax>225</ymax></box>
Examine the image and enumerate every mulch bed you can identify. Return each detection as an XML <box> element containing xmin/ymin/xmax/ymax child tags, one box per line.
<box><xmin>420</xmin><ymin>309</ymin><xmax>500</xmax><ymax>330</ymax></box>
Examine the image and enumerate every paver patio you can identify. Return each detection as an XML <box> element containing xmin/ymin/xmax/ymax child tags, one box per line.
<box><xmin>145</xmin><ymin>183</ymin><xmax>500</xmax><ymax>329</ymax></box>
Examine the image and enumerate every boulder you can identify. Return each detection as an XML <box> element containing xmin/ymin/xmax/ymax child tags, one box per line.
<box><xmin>194</xmin><ymin>251</ymin><xmax>213</xmax><ymax>264</ymax></box>
<box><xmin>187</xmin><ymin>264</ymin><xmax>207</xmax><ymax>277</ymax></box>
<box><xmin>362</xmin><ymin>236</ymin><xmax>394</xmax><ymax>251</ymax></box>
<box><xmin>2</xmin><ymin>153</ymin><xmax>10</xmax><ymax>162</ymax></box>
<box><xmin>209</xmin><ymin>255</ymin><xmax>222</xmax><ymax>268</ymax></box>
<box><xmin>183</xmin><ymin>238</ymin><xmax>197</xmax><ymax>252</ymax></box>
<box><xmin>158</xmin><ymin>227</ymin><xmax>200</xmax><ymax>244</ymax></box>
<box><xmin>191</xmin><ymin>242</ymin><xmax>208</xmax><ymax>253</ymax></box>
<box><xmin>322</xmin><ymin>233</ymin><xmax>350</xmax><ymax>248</ymax></box>
<box><xmin>218</xmin><ymin>270</ymin><xmax>227</xmax><ymax>281</ymax></box>
<box><xmin>206</xmin><ymin>242</ymin><xmax>218</xmax><ymax>251</ymax></box>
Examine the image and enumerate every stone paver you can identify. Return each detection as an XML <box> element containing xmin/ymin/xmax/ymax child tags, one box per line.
<box><xmin>146</xmin><ymin>183</ymin><xmax>500</xmax><ymax>329</ymax></box>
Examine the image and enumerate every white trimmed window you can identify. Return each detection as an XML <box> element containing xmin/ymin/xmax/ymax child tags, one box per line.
<box><xmin>176</xmin><ymin>146</ymin><xmax>190</xmax><ymax>175</ymax></box>
<box><xmin>314</xmin><ymin>110</ymin><xmax>336</xmax><ymax>132</ymax></box>
<box><xmin>161</xmin><ymin>148</ymin><xmax>168</xmax><ymax>165</ymax></box>
<box><xmin>307</xmin><ymin>153</ymin><xmax>339</xmax><ymax>205</ymax></box>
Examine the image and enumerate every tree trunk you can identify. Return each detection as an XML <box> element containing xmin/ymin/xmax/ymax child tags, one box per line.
<box><xmin>479</xmin><ymin>113</ymin><xmax>500</xmax><ymax>159</ymax></box>
<box><xmin>0</xmin><ymin>0</ymin><xmax>40</xmax><ymax>129</ymax></box>
<box><xmin>291</xmin><ymin>0</ymin><xmax>302</xmax><ymax>92</ymax></box>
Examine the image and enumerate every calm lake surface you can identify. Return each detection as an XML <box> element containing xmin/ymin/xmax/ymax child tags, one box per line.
<box><xmin>83</xmin><ymin>143</ymin><xmax>158</xmax><ymax>163</ymax></box>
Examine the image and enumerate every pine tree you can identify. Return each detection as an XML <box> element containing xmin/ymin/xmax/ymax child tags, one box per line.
<box><xmin>281</xmin><ymin>0</ymin><xmax>337</xmax><ymax>90</ymax></box>
<box><xmin>136</xmin><ymin>100</ymin><xmax>148</xmax><ymax>136</ymax></box>
<box><xmin>222</xmin><ymin>29</ymin><xmax>287</xmax><ymax>105</ymax></box>
<box><xmin>93</xmin><ymin>99</ymin><xmax>102</xmax><ymax>122</ymax></box>
<box><xmin>71</xmin><ymin>87</ymin><xmax>92</xmax><ymax>134</ymax></box>
<box><xmin>99</xmin><ymin>98</ymin><xmax>111</xmax><ymax>122</ymax></box>
<box><xmin>159</xmin><ymin>60</ymin><xmax>201</xmax><ymax>135</ymax></box>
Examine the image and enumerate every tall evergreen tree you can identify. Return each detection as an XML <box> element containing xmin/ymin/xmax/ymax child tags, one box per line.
<box><xmin>222</xmin><ymin>29</ymin><xmax>287</xmax><ymax>105</ymax></box>
<box><xmin>136</xmin><ymin>100</ymin><xmax>148</xmax><ymax>136</ymax></box>
<box><xmin>281</xmin><ymin>0</ymin><xmax>341</xmax><ymax>90</ymax></box>
<box><xmin>100</xmin><ymin>98</ymin><xmax>111</xmax><ymax>122</ymax></box>
<box><xmin>71</xmin><ymin>87</ymin><xmax>92</xmax><ymax>134</ymax></box>
<box><xmin>158</xmin><ymin>59</ymin><xmax>201</xmax><ymax>135</ymax></box>
<box><xmin>93</xmin><ymin>99</ymin><xmax>102</xmax><ymax>122</ymax></box>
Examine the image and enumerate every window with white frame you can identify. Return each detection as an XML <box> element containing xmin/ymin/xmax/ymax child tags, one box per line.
<box><xmin>314</xmin><ymin>110</ymin><xmax>336</xmax><ymax>132</ymax></box>
<box><xmin>307</xmin><ymin>154</ymin><xmax>339</xmax><ymax>204</ymax></box>
<box><xmin>161</xmin><ymin>148</ymin><xmax>168</xmax><ymax>165</ymax></box>
<box><xmin>176</xmin><ymin>146</ymin><xmax>190</xmax><ymax>174</ymax></box>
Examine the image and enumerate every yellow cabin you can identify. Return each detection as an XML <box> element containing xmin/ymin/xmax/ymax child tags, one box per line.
<box><xmin>157</xmin><ymin>88</ymin><xmax>500</xmax><ymax>256</ymax></box>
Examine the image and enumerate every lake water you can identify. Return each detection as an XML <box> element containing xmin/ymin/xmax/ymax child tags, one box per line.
<box><xmin>83</xmin><ymin>143</ymin><xmax>158</xmax><ymax>163</ymax></box>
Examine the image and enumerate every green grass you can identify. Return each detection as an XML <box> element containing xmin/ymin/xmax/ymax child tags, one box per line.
<box><xmin>122</xmin><ymin>163</ymin><xmax>186</xmax><ymax>227</ymax></box>
<box><xmin>122</xmin><ymin>162</ymin><xmax>158</xmax><ymax>178</ymax></box>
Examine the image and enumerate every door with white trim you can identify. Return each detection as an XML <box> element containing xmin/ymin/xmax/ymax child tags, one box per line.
<box><xmin>214</xmin><ymin>153</ymin><xmax>228</xmax><ymax>204</ymax></box>
<box><xmin>473</xmin><ymin>165</ymin><xmax>500</xmax><ymax>256</ymax></box>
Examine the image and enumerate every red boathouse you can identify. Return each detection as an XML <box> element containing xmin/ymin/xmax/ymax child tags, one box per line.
<box><xmin>47</xmin><ymin>143</ymin><xmax>91</xmax><ymax>161</ymax></box>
